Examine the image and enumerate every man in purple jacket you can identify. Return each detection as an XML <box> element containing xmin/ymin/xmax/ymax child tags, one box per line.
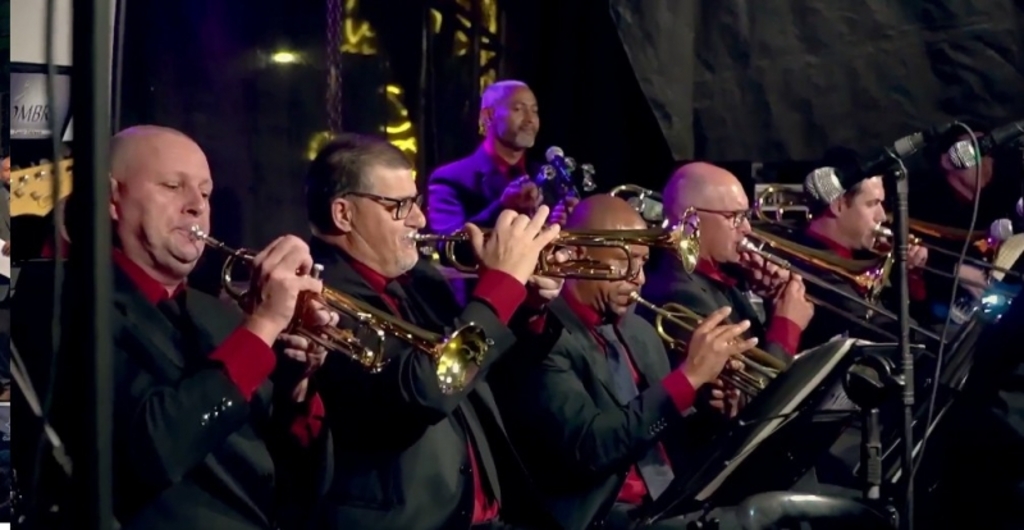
<box><xmin>426</xmin><ymin>80</ymin><xmax>575</xmax><ymax>236</ymax></box>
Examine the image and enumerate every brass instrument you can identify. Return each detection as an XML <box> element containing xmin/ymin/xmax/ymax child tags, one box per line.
<box><xmin>609</xmin><ymin>184</ymin><xmax>664</xmax><ymax>224</ymax></box>
<box><xmin>412</xmin><ymin>211</ymin><xmax>701</xmax><ymax>279</ymax></box>
<box><xmin>752</xmin><ymin>184</ymin><xmax>1017</xmax><ymax>277</ymax></box>
<box><xmin>739</xmin><ymin>233</ymin><xmax>942</xmax><ymax>342</ymax></box>
<box><xmin>873</xmin><ymin>226</ymin><xmax>1021</xmax><ymax>282</ymax></box>
<box><xmin>750</xmin><ymin>228</ymin><xmax>890</xmax><ymax>303</ymax></box>
<box><xmin>190</xmin><ymin>226</ymin><xmax>490</xmax><ymax>394</ymax></box>
<box><xmin>630</xmin><ymin>293</ymin><xmax>785</xmax><ymax>398</ymax></box>
<box><xmin>753</xmin><ymin>185</ymin><xmax>813</xmax><ymax>225</ymax></box>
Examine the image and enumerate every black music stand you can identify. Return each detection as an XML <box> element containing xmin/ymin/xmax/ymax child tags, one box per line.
<box><xmin>636</xmin><ymin>338</ymin><xmax>858</xmax><ymax>526</ymax></box>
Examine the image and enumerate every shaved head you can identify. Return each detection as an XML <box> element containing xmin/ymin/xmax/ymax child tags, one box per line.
<box><xmin>109</xmin><ymin>125</ymin><xmax>213</xmax><ymax>290</ymax></box>
<box><xmin>111</xmin><ymin>125</ymin><xmax>199</xmax><ymax>182</ymax></box>
<box><xmin>565</xmin><ymin>194</ymin><xmax>647</xmax><ymax>231</ymax></box>
<box><xmin>663</xmin><ymin>162</ymin><xmax>746</xmax><ymax>216</ymax></box>
<box><xmin>662</xmin><ymin>162</ymin><xmax>751</xmax><ymax>264</ymax></box>
<box><xmin>564</xmin><ymin>194</ymin><xmax>649</xmax><ymax>320</ymax></box>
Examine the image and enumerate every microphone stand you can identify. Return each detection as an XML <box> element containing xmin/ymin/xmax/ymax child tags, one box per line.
<box><xmin>888</xmin><ymin>157</ymin><xmax>915</xmax><ymax>530</ymax></box>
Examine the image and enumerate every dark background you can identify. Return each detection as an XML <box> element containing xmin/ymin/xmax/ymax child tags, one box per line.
<box><xmin>10</xmin><ymin>0</ymin><xmax>1024</xmax><ymax>255</ymax></box>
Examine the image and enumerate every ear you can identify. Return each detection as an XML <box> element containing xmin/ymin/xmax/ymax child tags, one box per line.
<box><xmin>478</xmin><ymin>108</ymin><xmax>494</xmax><ymax>135</ymax></box>
<box><xmin>108</xmin><ymin>177</ymin><xmax>121</xmax><ymax>221</ymax></box>
<box><xmin>331</xmin><ymin>197</ymin><xmax>354</xmax><ymax>233</ymax></box>
<box><xmin>828</xmin><ymin>196</ymin><xmax>845</xmax><ymax>217</ymax></box>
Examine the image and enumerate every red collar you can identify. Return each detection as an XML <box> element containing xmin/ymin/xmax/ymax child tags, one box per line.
<box><xmin>482</xmin><ymin>138</ymin><xmax>527</xmax><ymax>177</ymax></box>
<box><xmin>694</xmin><ymin>259</ymin><xmax>738</xmax><ymax>287</ymax></box>
<box><xmin>563</xmin><ymin>288</ymin><xmax>623</xmax><ymax>327</ymax></box>
<box><xmin>347</xmin><ymin>258</ymin><xmax>391</xmax><ymax>295</ymax></box>
<box><xmin>805</xmin><ymin>229</ymin><xmax>853</xmax><ymax>259</ymax></box>
<box><xmin>113</xmin><ymin>249</ymin><xmax>186</xmax><ymax>304</ymax></box>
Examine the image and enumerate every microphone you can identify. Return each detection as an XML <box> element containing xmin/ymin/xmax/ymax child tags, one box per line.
<box><xmin>1017</xmin><ymin>198</ymin><xmax>1023</xmax><ymax>219</ymax></box>
<box><xmin>804</xmin><ymin>123</ymin><xmax>962</xmax><ymax>203</ymax></box>
<box><xmin>948</xmin><ymin>120</ymin><xmax>1024</xmax><ymax>170</ymax></box>
<box><xmin>990</xmin><ymin>218</ymin><xmax>1014</xmax><ymax>243</ymax></box>
<box><xmin>545</xmin><ymin>146</ymin><xmax>577</xmax><ymax>180</ymax></box>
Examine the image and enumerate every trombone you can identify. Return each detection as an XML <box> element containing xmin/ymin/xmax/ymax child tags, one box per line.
<box><xmin>873</xmin><ymin>225</ymin><xmax>1022</xmax><ymax>281</ymax></box>
<box><xmin>740</xmin><ymin>232</ymin><xmax>942</xmax><ymax>342</ymax></box>
<box><xmin>609</xmin><ymin>184</ymin><xmax>664</xmax><ymax>224</ymax></box>
<box><xmin>630</xmin><ymin>293</ymin><xmax>785</xmax><ymax>398</ymax></box>
<box><xmin>753</xmin><ymin>184</ymin><xmax>1019</xmax><ymax>278</ymax></box>
<box><xmin>190</xmin><ymin>226</ymin><xmax>490</xmax><ymax>394</ymax></box>
<box><xmin>411</xmin><ymin>212</ymin><xmax>701</xmax><ymax>280</ymax></box>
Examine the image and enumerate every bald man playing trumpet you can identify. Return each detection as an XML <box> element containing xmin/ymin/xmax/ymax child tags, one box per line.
<box><xmin>492</xmin><ymin>195</ymin><xmax>759</xmax><ymax>530</ymax></box>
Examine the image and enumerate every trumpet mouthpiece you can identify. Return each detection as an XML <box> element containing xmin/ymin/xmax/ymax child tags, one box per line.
<box><xmin>189</xmin><ymin>225</ymin><xmax>208</xmax><ymax>240</ymax></box>
<box><xmin>873</xmin><ymin>226</ymin><xmax>893</xmax><ymax>239</ymax></box>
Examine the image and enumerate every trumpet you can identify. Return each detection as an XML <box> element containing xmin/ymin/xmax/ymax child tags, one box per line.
<box><xmin>630</xmin><ymin>293</ymin><xmax>785</xmax><ymax>398</ymax></box>
<box><xmin>739</xmin><ymin>233</ymin><xmax>942</xmax><ymax>342</ymax></box>
<box><xmin>190</xmin><ymin>226</ymin><xmax>490</xmax><ymax>394</ymax></box>
<box><xmin>411</xmin><ymin>211</ymin><xmax>701</xmax><ymax>279</ymax></box>
<box><xmin>609</xmin><ymin>184</ymin><xmax>664</xmax><ymax>225</ymax></box>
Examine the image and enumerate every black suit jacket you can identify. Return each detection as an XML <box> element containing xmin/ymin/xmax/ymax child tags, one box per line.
<box><xmin>492</xmin><ymin>297</ymin><xmax>703</xmax><ymax>530</ymax></box>
<box><xmin>638</xmin><ymin>251</ymin><xmax>792</xmax><ymax>363</ymax></box>
<box><xmin>426</xmin><ymin>145</ymin><xmax>525</xmax><ymax>235</ymax></box>
<box><xmin>53</xmin><ymin>266</ymin><xmax>286</xmax><ymax>529</ymax></box>
<box><xmin>308</xmin><ymin>237</ymin><xmax>561</xmax><ymax>530</ymax></box>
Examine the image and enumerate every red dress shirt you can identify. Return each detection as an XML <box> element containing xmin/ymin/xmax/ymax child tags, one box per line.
<box><xmin>563</xmin><ymin>291</ymin><xmax>695</xmax><ymax>505</ymax></box>
<box><xmin>348</xmin><ymin>258</ymin><xmax>527</xmax><ymax>524</ymax></box>
<box><xmin>112</xmin><ymin>250</ymin><xmax>325</xmax><ymax>446</ymax></box>
<box><xmin>482</xmin><ymin>137</ymin><xmax>527</xmax><ymax>178</ymax></box>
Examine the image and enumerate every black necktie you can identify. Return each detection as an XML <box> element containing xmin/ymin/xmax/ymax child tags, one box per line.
<box><xmin>593</xmin><ymin>324</ymin><xmax>675</xmax><ymax>500</ymax></box>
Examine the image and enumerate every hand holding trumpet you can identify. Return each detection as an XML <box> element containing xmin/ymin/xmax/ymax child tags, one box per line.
<box><xmin>680</xmin><ymin>306</ymin><xmax>760</xmax><ymax>390</ymax></box>
<box><xmin>241</xmin><ymin>235</ymin><xmax>325</xmax><ymax>346</ymax></box>
<box><xmin>464</xmin><ymin>205</ymin><xmax>562</xmax><ymax>285</ymax></box>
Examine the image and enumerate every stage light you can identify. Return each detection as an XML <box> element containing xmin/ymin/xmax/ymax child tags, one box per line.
<box><xmin>271</xmin><ymin>51</ymin><xmax>300</xmax><ymax>64</ymax></box>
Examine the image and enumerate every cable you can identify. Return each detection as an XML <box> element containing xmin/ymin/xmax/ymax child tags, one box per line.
<box><xmin>24</xmin><ymin>0</ymin><xmax>68</xmax><ymax>526</ymax></box>
<box><xmin>910</xmin><ymin>122</ymin><xmax>981</xmax><ymax>479</ymax></box>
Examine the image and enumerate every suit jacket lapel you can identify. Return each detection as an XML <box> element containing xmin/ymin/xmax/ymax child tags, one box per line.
<box><xmin>618</xmin><ymin>320</ymin><xmax>667</xmax><ymax>384</ymax></box>
<box><xmin>113</xmin><ymin>269</ymin><xmax>188</xmax><ymax>371</ymax></box>
<box><xmin>474</xmin><ymin>147</ymin><xmax>510</xmax><ymax>201</ymax></box>
<box><xmin>549</xmin><ymin>298</ymin><xmax>630</xmax><ymax>405</ymax></box>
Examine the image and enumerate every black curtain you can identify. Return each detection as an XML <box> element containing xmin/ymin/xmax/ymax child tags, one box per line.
<box><xmin>501</xmin><ymin>0</ymin><xmax>677</xmax><ymax>194</ymax></box>
<box><xmin>611</xmin><ymin>0</ymin><xmax>1024</xmax><ymax>162</ymax></box>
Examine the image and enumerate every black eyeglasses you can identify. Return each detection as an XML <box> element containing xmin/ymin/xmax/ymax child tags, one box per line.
<box><xmin>693</xmin><ymin>208</ymin><xmax>751</xmax><ymax>228</ymax></box>
<box><xmin>344</xmin><ymin>191</ymin><xmax>424</xmax><ymax>220</ymax></box>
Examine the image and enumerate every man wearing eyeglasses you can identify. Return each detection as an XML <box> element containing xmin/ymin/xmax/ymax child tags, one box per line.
<box><xmin>303</xmin><ymin>133</ymin><xmax>569</xmax><ymax>530</ymax></box>
<box><xmin>638</xmin><ymin>162</ymin><xmax>814</xmax><ymax>413</ymax></box>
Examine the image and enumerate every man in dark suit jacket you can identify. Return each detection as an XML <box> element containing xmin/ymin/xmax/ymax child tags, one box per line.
<box><xmin>51</xmin><ymin>126</ymin><xmax>333</xmax><ymax>530</ymax></box>
<box><xmin>303</xmin><ymin>134</ymin><xmax>566</xmax><ymax>530</ymax></box>
<box><xmin>492</xmin><ymin>195</ymin><xmax>758</xmax><ymax>530</ymax></box>
<box><xmin>640</xmin><ymin>162</ymin><xmax>815</xmax><ymax>366</ymax></box>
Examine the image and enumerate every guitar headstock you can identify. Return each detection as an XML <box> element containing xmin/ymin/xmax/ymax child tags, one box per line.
<box><xmin>10</xmin><ymin>159</ymin><xmax>74</xmax><ymax>218</ymax></box>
